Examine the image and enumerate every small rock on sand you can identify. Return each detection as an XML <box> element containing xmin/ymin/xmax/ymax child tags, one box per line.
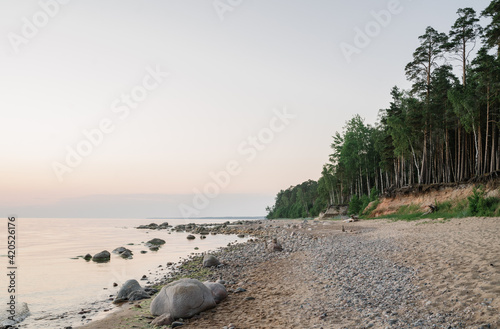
<box><xmin>203</xmin><ymin>281</ymin><xmax>228</xmax><ymax>303</ymax></box>
<box><xmin>151</xmin><ymin>313</ymin><xmax>174</xmax><ymax>326</ymax></box>
<box><xmin>202</xmin><ymin>254</ymin><xmax>220</xmax><ymax>267</ymax></box>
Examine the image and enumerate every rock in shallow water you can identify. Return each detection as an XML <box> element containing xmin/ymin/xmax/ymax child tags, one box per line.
<box><xmin>146</xmin><ymin>238</ymin><xmax>166</xmax><ymax>247</ymax></box>
<box><xmin>0</xmin><ymin>302</ymin><xmax>30</xmax><ymax>327</ymax></box>
<box><xmin>114</xmin><ymin>279</ymin><xmax>149</xmax><ymax>304</ymax></box>
<box><xmin>112</xmin><ymin>247</ymin><xmax>133</xmax><ymax>259</ymax></box>
<box><xmin>92</xmin><ymin>250</ymin><xmax>110</xmax><ymax>262</ymax></box>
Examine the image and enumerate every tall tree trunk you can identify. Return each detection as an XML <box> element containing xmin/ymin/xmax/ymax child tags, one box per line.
<box><xmin>492</xmin><ymin>121</ymin><xmax>497</xmax><ymax>171</ymax></box>
<box><xmin>473</xmin><ymin>126</ymin><xmax>479</xmax><ymax>176</ymax></box>
<box><xmin>484</xmin><ymin>86</ymin><xmax>491</xmax><ymax>174</ymax></box>
<box><xmin>409</xmin><ymin>139</ymin><xmax>421</xmax><ymax>184</ymax></box>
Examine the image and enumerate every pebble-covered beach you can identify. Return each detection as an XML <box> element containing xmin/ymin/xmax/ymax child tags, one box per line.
<box><xmin>79</xmin><ymin>218</ymin><xmax>500</xmax><ymax>329</ymax></box>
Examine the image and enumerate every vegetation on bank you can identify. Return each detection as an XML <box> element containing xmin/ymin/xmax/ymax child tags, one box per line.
<box><xmin>367</xmin><ymin>186</ymin><xmax>500</xmax><ymax>220</ymax></box>
<box><xmin>267</xmin><ymin>1</ymin><xmax>500</xmax><ymax>220</ymax></box>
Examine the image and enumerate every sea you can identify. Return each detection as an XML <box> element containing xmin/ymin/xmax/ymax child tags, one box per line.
<box><xmin>0</xmin><ymin>217</ymin><xmax>258</xmax><ymax>328</ymax></box>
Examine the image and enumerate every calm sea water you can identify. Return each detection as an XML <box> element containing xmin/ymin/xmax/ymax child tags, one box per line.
<box><xmin>0</xmin><ymin>217</ymin><xmax>254</xmax><ymax>328</ymax></box>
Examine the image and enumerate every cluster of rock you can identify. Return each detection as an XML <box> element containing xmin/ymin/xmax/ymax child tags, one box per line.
<box><xmin>134</xmin><ymin>220</ymin><xmax>266</xmax><ymax>238</ymax></box>
<box><xmin>136</xmin><ymin>222</ymin><xmax>171</xmax><ymax>230</ymax></box>
<box><xmin>112</xmin><ymin>247</ymin><xmax>133</xmax><ymax>259</ymax></box>
<box><xmin>145</xmin><ymin>238</ymin><xmax>166</xmax><ymax>251</ymax></box>
<box><xmin>81</xmin><ymin>237</ymin><xmax>167</xmax><ymax>263</ymax></box>
<box><xmin>146</xmin><ymin>241</ymin><xmax>286</xmax><ymax>327</ymax></box>
<box><xmin>318</xmin><ymin>205</ymin><xmax>348</xmax><ymax>219</ymax></box>
<box><xmin>172</xmin><ymin>221</ymin><xmax>267</xmax><ymax>237</ymax></box>
<box><xmin>88</xmin><ymin>250</ymin><xmax>110</xmax><ymax>263</ymax></box>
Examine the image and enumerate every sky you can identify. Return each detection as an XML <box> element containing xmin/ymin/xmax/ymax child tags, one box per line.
<box><xmin>0</xmin><ymin>0</ymin><xmax>492</xmax><ymax>218</ymax></box>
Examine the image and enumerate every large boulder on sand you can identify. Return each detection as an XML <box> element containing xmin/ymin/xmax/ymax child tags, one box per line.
<box><xmin>202</xmin><ymin>254</ymin><xmax>220</xmax><ymax>267</ymax></box>
<box><xmin>92</xmin><ymin>250</ymin><xmax>111</xmax><ymax>262</ymax></box>
<box><xmin>150</xmin><ymin>278</ymin><xmax>216</xmax><ymax>318</ymax></box>
<box><xmin>203</xmin><ymin>281</ymin><xmax>228</xmax><ymax>303</ymax></box>
<box><xmin>114</xmin><ymin>279</ymin><xmax>150</xmax><ymax>303</ymax></box>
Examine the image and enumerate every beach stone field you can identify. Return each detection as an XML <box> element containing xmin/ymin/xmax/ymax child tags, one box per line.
<box><xmin>78</xmin><ymin>218</ymin><xmax>499</xmax><ymax>329</ymax></box>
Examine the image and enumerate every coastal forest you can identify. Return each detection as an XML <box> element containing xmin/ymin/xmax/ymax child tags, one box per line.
<box><xmin>267</xmin><ymin>1</ymin><xmax>500</xmax><ymax>219</ymax></box>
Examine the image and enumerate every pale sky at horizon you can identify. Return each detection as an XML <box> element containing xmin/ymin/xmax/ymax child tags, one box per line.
<box><xmin>0</xmin><ymin>0</ymin><xmax>492</xmax><ymax>218</ymax></box>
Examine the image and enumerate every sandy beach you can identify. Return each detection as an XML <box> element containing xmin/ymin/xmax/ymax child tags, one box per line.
<box><xmin>78</xmin><ymin>217</ymin><xmax>500</xmax><ymax>329</ymax></box>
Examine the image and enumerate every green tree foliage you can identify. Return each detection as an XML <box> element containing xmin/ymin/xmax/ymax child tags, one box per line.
<box><xmin>347</xmin><ymin>194</ymin><xmax>362</xmax><ymax>215</ymax></box>
<box><xmin>266</xmin><ymin>180</ymin><xmax>326</xmax><ymax>219</ymax></box>
<box><xmin>468</xmin><ymin>186</ymin><xmax>500</xmax><ymax>216</ymax></box>
<box><xmin>482</xmin><ymin>0</ymin><xmax>500</xmax><ymax>54</ymax></box>
<box><xmin>266</xmin><ymin>1</ymin><xmax>500</xmax><ymax>219</ymax></box>
<box><xmin>447</xmin><ymin>8</ymin><xmax>482</xmax><ymax>86</ymax></box>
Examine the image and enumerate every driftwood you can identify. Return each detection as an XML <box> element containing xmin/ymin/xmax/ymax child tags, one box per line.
<box><xmin>422</xmin><ymin>203</ymin><xmax>437</xmax><ymax>216</ymax></box>
<box><xmin>343</xmin><ymin>215</ymin><xmax>359</xmax><ymax>223</ymax></box>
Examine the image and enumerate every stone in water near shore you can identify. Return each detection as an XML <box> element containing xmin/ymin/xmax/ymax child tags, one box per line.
<box><xmin>146</xmin><ymin>238</ymin><xmax>166</xmax><ymax>246</ymax></box>
<box><xmin>186</xmin><ymin>235</ymin><xmax>195</xmax><ymax>240</ymax></box>
<box><xmin>112</xmin><ymin>247</ymin><xmax>133</xmax><ymax>259</ymax></box>
<box><xmin>92</xmin><ymin>250</ymin><xmax>111</xmax><ymax>262</ymax></box>
<box><xmin>150</xmin><ymin>278</ymin><xmax>216</xmax><ymax>318</ymax></box>
<box><xmin>0</xmin><ymin>302</ymin><xmax>30</xmax><ymax>327</ymax></box>
<box><xmin>114</xmin><ymin>279</ymin><xmax>150</xmax><ymax>304</ymax></box>
<box><xmin>202</xmin><ymin>254</ymin><xmax>220</xmax><ymax>267</ymax></box>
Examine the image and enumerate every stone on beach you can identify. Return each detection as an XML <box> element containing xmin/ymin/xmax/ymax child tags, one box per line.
<box><xmin>186</xmin><ymin>234</ymin><xmax>195</xmax><ymax>240</ymax></box>
<box><xmin>203</xmin><ymin>281</ymin><xmax>228</xmax><ymax>303</ymax></box>
<box><xmin>128</xmin><ymin>289</ymin><xmax>151</xmax><ymax>301</ymax></box>
<box><xmin>114</xmin><ymin>279</ymin><xmax>150</xmax><ymax>304</ymax></box>
<box><xmin>202</xmin><ymin>254</ymin><xmax>220</xmax><ymax>267</ymax></box>
<box><xmin>150</xmin><ymin>278</ymin><xmax>216</xmax><ymax>318</ymax></box>
<box><xmin>92</xmin><ymin>250</ymin><xmax>111</xmax><ymax>262</ymax></box>
<box><xmin>267</xmin><ymin>238</ymin><xmax>283</xmax><ymax>252</ymax></box>
<box><xmin>151</xmin><ymin>313</ymin><xmax>174</xmax><ymax>326</ymax></box>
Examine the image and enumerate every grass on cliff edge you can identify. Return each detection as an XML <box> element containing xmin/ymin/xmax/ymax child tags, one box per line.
<box><xmin>365</xmin><ymin>193</ymin><xmax>500</xmax><ymax>221</ymax></box>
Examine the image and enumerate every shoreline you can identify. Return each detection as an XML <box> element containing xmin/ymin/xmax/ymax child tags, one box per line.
<box><xmin>77</xmin><ymin>217</ymin><xmax>500</xmax><ymax>328</ymax></box>
<box><xmin>1</xmin><ymin>219</ymin><xmax>259</xmax><ymax>329</ymax></box>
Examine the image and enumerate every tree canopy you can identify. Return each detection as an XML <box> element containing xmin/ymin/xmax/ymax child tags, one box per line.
<box><xmin>267</xmin><ymin>1</ymin><xmax>500</xmax><ymax>219</ymax></box>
